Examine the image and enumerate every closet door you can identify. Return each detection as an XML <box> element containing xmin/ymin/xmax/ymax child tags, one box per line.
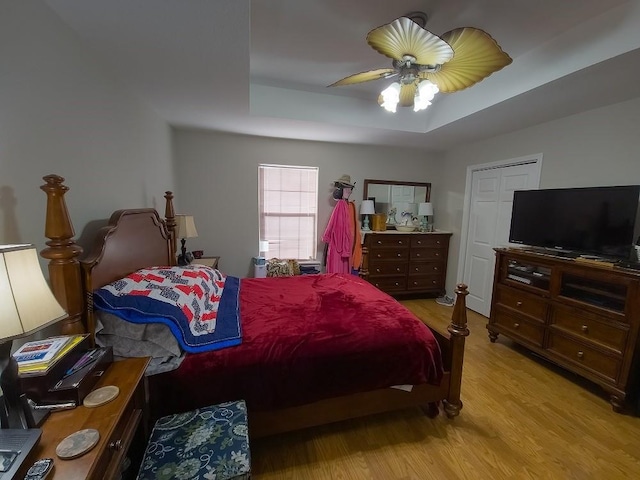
<box><xmin>463</xmin><ymin>162</ymin><xmax>540</xmax><ymax>317</ymax></box>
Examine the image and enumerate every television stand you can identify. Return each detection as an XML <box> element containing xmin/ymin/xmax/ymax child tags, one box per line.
<box><xmin>488</xmin><ymin>247</ymin><xmax>640</xmax><ymax>413</ymax></box>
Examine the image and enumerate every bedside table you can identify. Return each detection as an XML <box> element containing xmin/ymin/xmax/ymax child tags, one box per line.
<box><xmin>18</xmin><ymin>357</ymin><xmax>150</xmax><ymax>480</ymax></box>
<box><xmin>193</xmin><ymin>256</ymin><xmax>220</xmax><ymax>269</ymax></box>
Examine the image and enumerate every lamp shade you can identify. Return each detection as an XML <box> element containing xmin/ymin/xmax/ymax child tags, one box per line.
<box><xmin>176</xmin><ymin>215</ymin><xmax>198</xmax><ymax>239</ymax></box>
<box><xmin>0</xmin><ymin>244</ymin><xmax>66</xmax><ymax>341</ymax></box>
<box><xmin>360</xmin><ymin>200</ymin><xmax>376</xmax><ymax>215</ymax></box>
<box><xmin>418</xmin><ymin>202</ymin><xmax>434</xmax><ymax>216</ymax></box>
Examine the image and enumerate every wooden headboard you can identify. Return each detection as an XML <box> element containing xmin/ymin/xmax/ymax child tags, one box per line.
<box><xmin>40</xmin><ymin>175</ymin><xmax>177</xmax><ymax>340</ymax></box>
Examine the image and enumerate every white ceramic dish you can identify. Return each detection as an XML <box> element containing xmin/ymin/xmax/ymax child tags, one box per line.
<box><xmin>395</xmin><ymin>225</ymin><xmax>417</xmax><ymax>232</ymax></box>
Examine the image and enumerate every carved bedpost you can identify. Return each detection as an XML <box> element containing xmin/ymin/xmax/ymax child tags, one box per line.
<box><xmin>40</xmin><ymin>175</ymin><xmax>85</xmax><ymax>335</ymax></box>
<box><xmin>443</xmin><ymin>283</ymin><xmax>470</xmax><ymax>418</ymax></box>
<box><xmin>164</xmin><ymin>191</ymin><xmax>177</xmax><ymax>266</ymax></box>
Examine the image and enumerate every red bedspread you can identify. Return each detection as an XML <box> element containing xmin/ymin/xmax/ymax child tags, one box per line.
<box><xmin>148</xmin><ymin>273</ymin><xmax>443</xmax><ymax>417</ymax></box>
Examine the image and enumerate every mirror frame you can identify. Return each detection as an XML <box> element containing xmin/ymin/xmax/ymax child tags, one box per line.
<box><xmin>363</xmin><ymin>179</ymin><xmax>431</xmax><ymax>205</ymax></box>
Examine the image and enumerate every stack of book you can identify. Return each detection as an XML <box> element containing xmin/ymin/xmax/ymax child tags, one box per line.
<box><xmin>13</xmin><ymin>334</ymin><xmax>87</xmax><ymax>377</ymax></box>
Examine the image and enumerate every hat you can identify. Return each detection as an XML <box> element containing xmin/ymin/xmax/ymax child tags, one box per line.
<box><xmin>335</xmin><ymin>174</ymin><xmax>354</xmax><ymax>187</ymax></box>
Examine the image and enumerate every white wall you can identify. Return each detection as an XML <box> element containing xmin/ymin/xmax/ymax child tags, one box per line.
<box><xmin>440</xmin><ymin>96</ymin><xmax>640</xmax><ymax>295</ymax></box>
<box><xmin>173</xmin><ymin>129</ymin><xmax>442</xmax><ymax>277</ymax></box>
<box><xmin>0</xmin><ymin>1</ymin><xmax>175</xmax><ymax>257</ymax></box>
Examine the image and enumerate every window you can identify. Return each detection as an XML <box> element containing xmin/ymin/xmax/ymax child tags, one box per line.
<box><xmin>258</xmin><ymin>164</ymin><xmax>319</xmax><ymax>261</ymax></box>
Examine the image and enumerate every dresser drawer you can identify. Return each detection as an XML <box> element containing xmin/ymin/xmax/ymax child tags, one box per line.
<box><xmin>494</xmin><ymin>285</ymin><xmax>547</xmax><ymax>322</ymax></box>
<box><xmin>408</xmin><ymin>261</ymin><xmax>445</xmax><ymax>275</ymax></box>
<box><xmin>550</xmin><ymin>305</ymin><xmax>627</xmax><ymax>354</ymax></box>
<box><xmin>100</xmin><ymin>408</ymin><xmax>143</xmax><ymax>480</ymax></box>
<box><xmin>407</xmin><ymin>275</ymin><xmax>443</xmax><ymax>291</ymax></box>
<box><xmin>369</xmin><ymin>276</ymin><xmax>407</xmax><ymax>292</ymax></box>
<box><xmin>369</xmin><ymin>235</ymin><xmax>410</xmax><ymax>248</ymax></box>
<box><xmin>410</xmin><ymin>235</ymin><xmax>448</xmax><ymax>248</ymax></box>
<box><xmin>493</xmin><ymin>310</ymin><xmax>545</xmax><ymax>347</ymax></box>
<box><xmin>369</xmin><ymin>261</ymin><xmax>408</xmax><ymax>276</ymax></box>
<box><xmin>410</xmin><ymin>248</ymin><xmax>445</xmax><ymax>261</ymax></box>
<box><xmin>369</xmin><ymin>249</ymin><xmax>409</xmax><ymax>261</ymax></box>
<box><xmin>547</xmin><ymin>332</ymin><xmax>621</xmax><ymax>383</ymax></box>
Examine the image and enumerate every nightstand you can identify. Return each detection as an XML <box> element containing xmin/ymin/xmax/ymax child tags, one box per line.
<box><xmin>193</xmin><ymin>256</ymin><xmax>220</xmax><ymax>269</ymax></box>
<box><xmin>18</xmin><ymin>357</ymin><xmax>150</xmax><ymax>480</ymax></box>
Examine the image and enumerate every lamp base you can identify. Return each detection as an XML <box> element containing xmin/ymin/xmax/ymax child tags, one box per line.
<box><xmin>1</xmin><ymin>342</ymin><xmax>50</xmax><ymax>429</ymax></box>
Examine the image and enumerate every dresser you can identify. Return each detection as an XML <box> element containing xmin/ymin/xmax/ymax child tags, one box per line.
<box><xmin>19</xmin><ymin>357</ymin><xmax>150</xmax><ymax>479</ymax></box>
<box><xmin>488</xmin><ymin>248</ymin><xmax>640</xmax><ymax>412</ymax></box>
<box><xmin>193</xmin><ymin>256</ymin><xmax>220</xmax><ymax>269</ymax></box>
<box><xmin>361</xmin><ymin>231</ymin><xmax>451</xmax><ymax>296</ymax></box>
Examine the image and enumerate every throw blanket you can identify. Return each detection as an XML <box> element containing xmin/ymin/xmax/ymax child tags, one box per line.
<box><xmin>94</xmin><ymin>266</ymin><xmax>241</xmax><ymax>353</ymax></box>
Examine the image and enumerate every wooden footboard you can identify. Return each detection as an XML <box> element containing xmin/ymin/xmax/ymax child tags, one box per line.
<box><xmin>39</xmin><ymin>174</ymin><xmax>469</xmax><ymax>437</ymax></box>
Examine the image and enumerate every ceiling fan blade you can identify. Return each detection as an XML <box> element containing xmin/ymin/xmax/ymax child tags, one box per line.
<box><xmin>367</xmin><ymin>17</ymin><xmax>454</xmax><ymax>66</ymax></box>
<box><xmin>329</xmin><ymin>68</ymin><xmax>397</xmax><ymax>87</ymax></box>
<box><xmin>399</xmin><ymin>82</ymin><xmax>417</xmax><ymax>107</ymax></box>
<box><xmin>420</xmin><ymin>27</ymin><xmax>512</xmax><ymax>93</ymax></box>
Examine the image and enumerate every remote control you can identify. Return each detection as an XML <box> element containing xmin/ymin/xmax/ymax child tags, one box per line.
<box><xmin>24</xmin><ymin>458</ymin><xmax>53</xmax><ymax>480</ymax></box>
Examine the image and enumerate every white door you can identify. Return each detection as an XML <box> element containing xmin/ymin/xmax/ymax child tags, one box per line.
<box><xmin>462</xmin><ymin>160</ymin><xmax>541</xmax><ymax>317</ymax></box>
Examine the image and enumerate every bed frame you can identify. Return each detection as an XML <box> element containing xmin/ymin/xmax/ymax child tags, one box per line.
<box><xmin>40</xmin><ymin>174</ymin><xmax>469</xmax><ymax>438</ymax></box>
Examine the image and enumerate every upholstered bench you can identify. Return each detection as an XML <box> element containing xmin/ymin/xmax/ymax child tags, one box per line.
<box><xmin>136</xmin><ymin>400</ymin><xmax>251</xmax><ymax>480</ymax></box>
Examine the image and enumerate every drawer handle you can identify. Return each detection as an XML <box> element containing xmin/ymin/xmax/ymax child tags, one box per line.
<box><xmin>433</xmin><ymin>266</ymin><xmax>439</xmax><ymax>271</ymax></box>
<box><xmin>417</xmin><ymin>240</ymin><xmax>422</xmax><ymax>244</ymax></box>
<box><xmin>436</xmin><ymin>240</ymin><xmax>441</xmax><ymax>245</ymax></box>
<box><xmin>581</xmin><ymin>325</ymin><xmax>589</xmax><ymax>333</ymax></box>
<box><xmin>415</xmin><ymin>267</ymin><xmax>419</xmax><ymax>271</ymax></box>
<box><xmin>432</xmin><ymin>280</ymin><xmax>437</xmax><ymax>284</ymax></box>
<box><xmin>377</xmin><ymin>254</ymin><xmax>382</xmax><ymax>258</ymax></box>
<box><xmin>416</xmin><ymin>253</ymin><xmax>421</xmax><ymax>257</ymax></box>
<box><xmin>397</xmin><ymin>253</ymin><xmax>401</xmax><ymax>257</ymax></box>
<box><xmin>375</xmin><ymin>283</ymin><xmax>380</xmax><ymax>287</ymax></box>
<box><xmin>513</xmin><ymin>323</ymin><xmax>520</xmax><ymax>329</ymax></box>
<box><xmin>577</xmin><ymin>351</ymin><xmax>584</xmax><ymax>359</ymax></box>
<box><xmin>110</xmin><ymin>439</ymin><xmax>123</xmax><ymax>451</ymax></box>
<box><xmin>398</xmin><ymin>241</ymin><xmax>403</xmax><ymax>245</ymax></box>
<box><xmin>435</xmin><ymin>253</ymin><xmax>440</xmax><ymax>257</ymax></box>
<box><xmin>413</xmin><ymin>281</ymin><xmax>418</xmax><ymax>285</ymax></box>
<box><xmin>396</xmin><ymin>267</ymin><xmax>401</xmax><ymax>272</ymax></box>
<box><xmin>394</xmin><ymin>282</ymin><xmax>399</xmax><ymax>286</ymax></box>
<box><xmin>376</xmin><ymin>268</ymin><xmax>381</xmax><ymax>273</ymax></box>
<box><xmin>377</xmin><ymin>240</ymin><xmax>382</xmax><ymax>245</ymax></box>
<box><xmin>516</xmin><ymin>301</ymin><xmax>523</xmax><ymax>307</ymax></box>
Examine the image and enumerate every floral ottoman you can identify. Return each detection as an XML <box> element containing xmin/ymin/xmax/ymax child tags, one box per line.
<box><xmin>136</xmin><ymin>400</ymin><xmax>251</xmax><ymax>480</ymax></box>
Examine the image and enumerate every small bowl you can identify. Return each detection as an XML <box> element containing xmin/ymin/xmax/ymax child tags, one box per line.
<box><xmin>395</xmin><ymin>225</ymin><xmax>417</xmax><ymax>232</ymax></box>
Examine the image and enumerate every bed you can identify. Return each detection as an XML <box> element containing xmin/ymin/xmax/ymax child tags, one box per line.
<box><xmin>39</xmin><ymin>174</ymin><xmax>469</xmax><ymax>438</ymax></box>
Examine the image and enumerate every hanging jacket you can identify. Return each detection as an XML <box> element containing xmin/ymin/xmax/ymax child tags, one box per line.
<box><xmin>347</xmin><ymin>201</ymin><xmax>362</xmax><ymax>272</ymax></box>
<box><xmin>322</xmin><ymin>199</ymin><xmax>352</xmax><ymax>273</ymax></box>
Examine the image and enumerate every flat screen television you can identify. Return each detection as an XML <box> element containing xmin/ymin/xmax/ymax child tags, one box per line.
<box><xmin>509</xmin><ymin>185</ymin><xmax>640</xmax><ymax>260</ymax></box>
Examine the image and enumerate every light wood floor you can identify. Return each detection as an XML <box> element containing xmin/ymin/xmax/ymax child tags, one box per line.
<box><xmin>251</xmin><ymin>300</ymin><xmax>640</xmax><ymax>479</ymax></box>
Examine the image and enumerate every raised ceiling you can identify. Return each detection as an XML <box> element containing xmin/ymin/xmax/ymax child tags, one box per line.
<box><xmin>45</xmin><ymin>0</ymin><xmax>640</xmax><ymax>152</ymax></box>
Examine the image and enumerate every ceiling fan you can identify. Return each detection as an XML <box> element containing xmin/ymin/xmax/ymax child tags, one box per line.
<box><xmin>329</xmin><ymin>12</ymin><xmax>512</xmax><ymax>112</ymax></box>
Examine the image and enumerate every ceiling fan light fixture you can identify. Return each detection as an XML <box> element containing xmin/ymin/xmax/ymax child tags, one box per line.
<box><xmin>413</xmin><ymin>80</ymin><xmax>439</xmax><ymax>112</ymax></box>
<box><xmin>379</xmin><ymin>82</ymin><xmax>401</xmax><ymax>112</ymax></box>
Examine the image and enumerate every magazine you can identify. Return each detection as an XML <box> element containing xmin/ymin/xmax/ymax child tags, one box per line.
<box><xmin>13</xmin><ymin>336</ymin><xmax>72</xmax><ymax>366</ymax></box>
<box><xmin>16</xmin><ymin>335</ymin><xmax>87</xmax><ymax>376</ymax></box>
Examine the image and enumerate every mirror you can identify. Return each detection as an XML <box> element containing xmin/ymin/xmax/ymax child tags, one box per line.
<box><xmin>363</xmin><ymin>179</ymin><xmax>431</xmax><ymax>226</ymax></box>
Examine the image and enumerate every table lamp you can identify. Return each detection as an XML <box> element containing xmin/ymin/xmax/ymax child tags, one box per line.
<box><xmin>176</xmin><ymin>215</ymin><xmax>199</xmax><ymax>266</ymax></box>
<box><xmin>418</xmin><ymin>202</ymin><xmax>434</xmax><ymax>232</ymax></box>
<box><xmin>360</xmin><ymin>200</ymin><xmax>375</xmax><ymax>231</ymax></box>
<box><xmin>1</xmin><ymin>244</ymin><xmax>67</xmax><ymax>430</ymax></box>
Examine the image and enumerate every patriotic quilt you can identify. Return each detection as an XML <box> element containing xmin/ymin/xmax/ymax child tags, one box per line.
<box><xmin>93</xmin><ymin>266</ymin><xmax>241</xmax><ymax>353</ymax></box>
